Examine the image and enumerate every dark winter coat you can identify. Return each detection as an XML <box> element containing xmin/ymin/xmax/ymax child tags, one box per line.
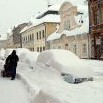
<box><xmin>5</xmin><ymin>51</ymin><xmax>19</xmax><ymax>68</ymax></box>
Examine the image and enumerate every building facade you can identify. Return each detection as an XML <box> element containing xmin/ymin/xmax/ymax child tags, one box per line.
<box><xmin>12</xmin><ymin>23</ymin><xmax>28</xmax><ymax>48</ymax></box>
<box><xmin>21</xmin><ymin>25</ymin><xmax>34</xmax><ymax>51</ymax></box>
<box><xmin>21</xmin><ymin>4</ymin><xmax>60</xmax><ymax>52</ymax></box>
<box><xmin>7</xmin><ymin>34</ymin><xmax>14</xmax><ymax>48</ymax></box>
<box><xmin>0</xmin><ymin>39</ymin><xmax>7</xmax><ymax>50</ymax></box>
<box><xmin>21</xmin><ymin>22</ymin><xmax>58</xmax><ymax>52</ymax></box>
<box><xmin>88</xmin><ymin>0</ymin><xmax>103</xmax><ymax>59</ymax></box>
<box><xmin>48</xmin><ymin>2</ymin><xmax>90</xmax><ymax>58</ymax></box>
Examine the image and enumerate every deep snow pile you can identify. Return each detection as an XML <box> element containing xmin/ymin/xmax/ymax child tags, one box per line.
<box><xmin>37</xmin><ymin>49</ymin><xmax>93</xmax><ymax>78</ymax></box>
<box><xmin>17</xmin><ymin>60</ymin><xmax>103</xmax><ymax>103</ymax></box>
<box><xmin>0</xmin><ymin>48</ymin><xmax>5</xmax><ymax>60</ymax></box>
<box><xmin>0</xmin><ymin>59</ymin><xmax>4</xmax><ymax>71</ymax></box>
<box><xmin>4</xmin><ymin>48</ymin><xmax>15</xmax><ymax>59</ymax></box>
<box><xmin>3</xmin><ymin>48</ymin><xmax>39</xmax><ymax>68</ymax></box>
<box><xmin>24</xmin><ymin>51</ymin><xmax>39</xmax><ymax>68</ymax></box>
<box><xmin>16</xmin><ymin>48</ymin><xmax>30</xmax><ymax>62</ymax></box>
<box><xmin>0</xmin><ymin>49</ymin><xmax>103</xmax><ymax>103</ymax></box>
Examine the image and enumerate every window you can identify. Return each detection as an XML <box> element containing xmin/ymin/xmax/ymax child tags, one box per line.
<box><xmin>53</xmin><ymin>46</ymin><xmax>55</xmax><ymax>49</ymax></box>
<box><xmin>39</xmin><ymin>31</ymin><xmax>41</xmax><ymax>39</ymax></box>
<box><xmin>65</xmin><ymin>44</ymin><xmax>68</xmax><ymax>50</ymax></box>
<box><xmin>30</xmin><ymin>34</ymin><xmax>32</xmax><ymax>41</ymax></box>
<box><xmin>24</xmin><ymin>37</ymin><xmax>25</xmax><ymax>42</ymax></box>
<box><xmin>64</xmin><ymin>20</ymin><xmax>70</xmax><ymax>30</ymax></box>
<box><xmin>73</xmin><ymin>44</ymin><xmax>77</xmax><ymax>54</ymax></box>
<box><xmin>40</xmin><ymin>47</ymin><xmax>42</xmax><ymax>52</ymax></box>
<box><xmin>43</xmin><ymin>46</ymin><xmax>45</xmax><ymax>51</ymax></box>
<box><xmin>58</xmin><ymin>45</ymin><xmax>61</xmax><ymax>49</ymax></box>
<box><xmin>26</xmin><ymin>36</ymin><xmax>27</xmax><ymax>42</ymax></box>
<box><xmin>28</xmin><ymin>35</ymin><xmax>29</xmax><ymax>41</ymax></box>
<box><xmin>82</xmin><ymin>44</ymin><xmax>87</xmax><ymax>54</ymax></box>
<box><xmin>37</xmin><ymin>47</ymin><xmax>39</xmax><ymax>52</ymax></box>
<box><xmin>32</xmin><ymin>33</ymin><xmax>34</xmax><ymax>40</ymax></box>
<box><xmin>42</xmin><ymin>30</ymin><xmax>45</xmax><ymax>38</ymax></box>
<box><xmin>37</xmin><ymin>32</ymin><xmax>38</xmax><ymax>40</ymax></box>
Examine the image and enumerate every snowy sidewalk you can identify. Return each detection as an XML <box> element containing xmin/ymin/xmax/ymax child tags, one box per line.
<box><xmin>0</xmin><ymin>76</ymin><xmax>30</xmax><ymax>103</ymax></box>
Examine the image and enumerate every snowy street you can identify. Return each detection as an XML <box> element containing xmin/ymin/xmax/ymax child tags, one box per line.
<box><xmin>0</xmin><ymin>49</ymin><xmax>103</xmax><ymax>103</ymax></box>
<box><xmin>0</xmin><ymin>59</ymin><xmax>103</xmax><ymax>103</ymax></box>
<box><xmin>0</xmin><ymin>77</ymin><xmax>30</xmax><ymax>103</ymax></box>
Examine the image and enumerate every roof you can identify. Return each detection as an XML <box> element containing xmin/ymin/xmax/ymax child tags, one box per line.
<box><xmin>20</xmin><ymin>14</ymin><xmax>60</xmax><ymax>34</ymax></box>
<box><xmin>47</xmin><ymin>4</ymin><xmax>89</xmax><ymax>41</ymax></box>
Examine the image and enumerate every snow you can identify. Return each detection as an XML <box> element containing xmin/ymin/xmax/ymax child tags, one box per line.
<box><xmin>20</xmin><ymin>14</ymin><xmax>60</xmax><ymax>34</ymax></box>
<box><xmin>4</xmin><ymin>48</ymin><xmax>15</xmax><ymax>59</ymax></box>
<box><xmin>0</xmin><ymin>37</ymin><xmax>7</xmax><ymax>41</ymax></box>
<box><xmin>47</xmin><ymin>3</ymin><xmax>89</xmax><ymax>41</ymax></box>
<box><xmin>32</xmin><ymin>14</ymin><xmax>60</xmax><ymax>27</ymax></box>
<box><xmin>17</xmin><ymin>59</ymin><xmax>103</xmax><ymax>103</ymax></box>
<box><xmin>47</xmin><ymin>17</ymin><xmax>89</xmax><ymax>41</ymax></box>
<box><xmin>20</xmin><ymin>25</ymin><xmax>33</xmax><ymax>34</ymax></box>
<box><xmin>36</xmin><ymin>3</ymin><xmax>62</xmax><ymax>18</ymax></box>
<box><xmin>37</xmin><ymin>49</ymin><xmax>93</xmax><ymax>78</ymax></box>
<box><xmin>3</xmin><ymin>48</ymin><xmax>39</xmax><ymax>68</ymax></box>
<box><xmin>0</xmin><ymin>48</ymin><xmax>5</xmax><ymax>60</ymax></box>
<box><xmin>0</xmin><ymin>48</ymin><xmax>103</xmax><ymax>103</ymax></box>
<box><xmin>0</xmin><ymin>77</ymin><xmax>30</xmax><ymax>103</ymax></box>
<box><xmin>16</xmin><ymin>48</ymin><xmax>30</xmax><ymax>62</ymax></box>
<box><xmin>24</xmin><ymin>51</ymin><xmax>40</xmax><ymax>68</ymax></box>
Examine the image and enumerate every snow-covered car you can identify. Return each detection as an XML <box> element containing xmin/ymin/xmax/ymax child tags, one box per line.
<box><xmin>36</xmin><ymin>49</ymin><xmax>93</xmax><ymax>83</ymax></box>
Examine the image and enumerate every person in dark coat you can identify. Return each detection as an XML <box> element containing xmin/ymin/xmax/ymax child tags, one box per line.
<box><xmin>5</xmin><ymin>50</ymin><xmax>19</xmax><ymax>80</ymax></box>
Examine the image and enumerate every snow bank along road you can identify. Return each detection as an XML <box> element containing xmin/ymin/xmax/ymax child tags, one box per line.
<box><xmin>0</xmin><ymin>76</ymin><xmax>30</xmax><ymax>103</ymax></box>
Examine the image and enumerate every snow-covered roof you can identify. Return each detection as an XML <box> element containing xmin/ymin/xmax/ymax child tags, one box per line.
<box><xmin>0</xmin><ymin>34</ymin><xmax>7</xmax><ymax>41</ymax></box>
<box><xmin>77</xmin><ymin>4</ymin><xmax>88</xmax><ymax>15</ymax></box>
<box><xmin>32</xmin><ymin>14</ymin><xmax>60</xmax><ymax>26</ymax></box>
<box><xmin>47</xmin><ymin>3</ymin><xmax>89</xmax><ymax>41</ymax></box>
<box><xmin>20</xmin><ymin>25</ymin><xmax>34</xmax><ymax>34</ymax></box>
<box><xmin>21</xmin><ymin>14</ymin><xmax>60</xmax><ymax>34</ymax></box>
<box><xmin>47</xmin><ymin>17</ymin><xmax>89</xmax><ymax>41</ymax></box>
<box><xmin>37</xmin><ymin>0</ymin><xmax>86</xmax><ymax>18</ymax></box>
<box><xmin>36</xmin><ymin>3</ymin><xmax>62</xmax><ymax>19</ymax></box>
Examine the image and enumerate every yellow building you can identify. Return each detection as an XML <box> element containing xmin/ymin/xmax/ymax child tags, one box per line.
<box><xmin>21</xmin><ymin>4</ymin><xmax>60</xmax><ymax>52</ymax></box>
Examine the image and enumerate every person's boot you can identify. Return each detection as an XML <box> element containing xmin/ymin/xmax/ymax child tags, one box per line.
<box><xmin>11</xmin><ymin>77</ymin><xmax>15</xmax><ymax>80</ymax></box>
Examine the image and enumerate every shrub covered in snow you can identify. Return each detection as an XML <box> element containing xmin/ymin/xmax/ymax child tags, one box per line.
<box><xmin>37</xmin><ymin>49</ymin><xmax>93</xmax><ymax>83</ymax></box>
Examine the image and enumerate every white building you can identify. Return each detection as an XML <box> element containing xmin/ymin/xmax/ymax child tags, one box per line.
<box><xmin>47</xmin><ymin>1</ymin><xmax>90</xmax><ymax>58</ymax></box>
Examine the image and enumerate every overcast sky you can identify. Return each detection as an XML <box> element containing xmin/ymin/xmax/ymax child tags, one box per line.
<box><xmin>0</xmin><ymin>0</ymin><xmax>84</xmax><ymax>37</ymax></box>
